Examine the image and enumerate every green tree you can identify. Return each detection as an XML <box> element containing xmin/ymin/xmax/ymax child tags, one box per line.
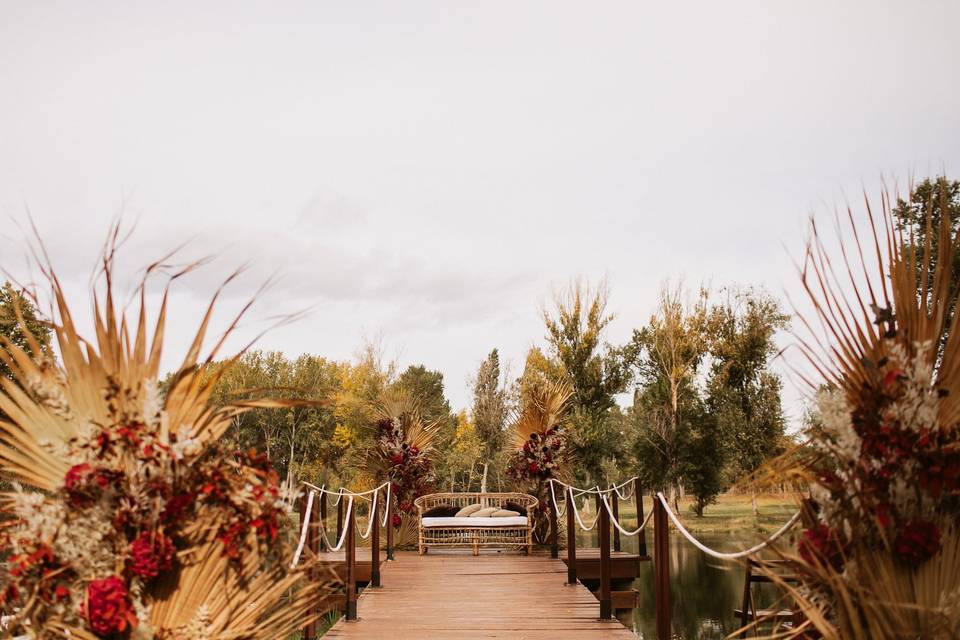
<box><xmin>541</xmin><ymin>279</ymin><xmax>634</xmax><ymax>484</ymax></box>
<box><xmin>629</xmin><ymin>282</ymin><xmax>709</xmax><ymax>508</ymax></box>
<box><xmin>0</xmin><ymin>283</ymin><xmax>52</xmax><ymax>382</ymax></box>
<box><xmin>472</xmin><ymin>349</ymin><xmax>510</xmax><ymax>493</ymax></box>
<box><xmin>892</xmin><ymin>176</ymin><xmax>960</xmax><ymax>360</ymax></box>
<box><xmin>705</xmin><ymin>287</ymin><xmax>788</xmax><ymax>514</ymax></box>
<box><xmin>393</xmin><ymin>364</ymin><xmax>454</xmax><ymax>428</ymax></box>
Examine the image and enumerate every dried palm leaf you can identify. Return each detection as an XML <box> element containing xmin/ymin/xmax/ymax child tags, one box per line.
<box><xmin>509</xmin><ymin>379</ymin><xmax>573</xmax><ymax>447</ymax></box>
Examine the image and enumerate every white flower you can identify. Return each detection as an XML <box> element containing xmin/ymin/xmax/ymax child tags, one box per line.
<box><xmin>815</xmin><ymin>388</ymin><xmax>860</xmax><ymax>460</ymax></box>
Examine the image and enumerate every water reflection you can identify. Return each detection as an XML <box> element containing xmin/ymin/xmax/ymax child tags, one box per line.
<box><xmin>577</xmin><ymin>529</ymin><xmax>782</xmax><ymax>639</ymax></box>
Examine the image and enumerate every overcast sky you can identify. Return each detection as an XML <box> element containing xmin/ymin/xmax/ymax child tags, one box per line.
<box><xmin>1</xmin><ymin>1</ymin><xmax>958</xmax><ymax>422</ymax></box>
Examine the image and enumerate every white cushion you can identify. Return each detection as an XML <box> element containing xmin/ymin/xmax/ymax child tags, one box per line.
<box><xmin>422</xmin><ymin>516</ymin><xmax>528</xmax><ymax>528</ymax></box>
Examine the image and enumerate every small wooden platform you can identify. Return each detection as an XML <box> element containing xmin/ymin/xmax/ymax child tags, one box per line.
<box><xmin>316</xmin><ymin>549</ymin><xmax>382</xmax><ymax>585</ymax></box>
<box><xmin>562</xmin><ymin>549</ymin><xmax>647</xmax><ymax>580</ymax></box>
<box><xmin>325</xmin><ymin>551</ymin><xmax>636</xmax><ymax>639</ymax></box>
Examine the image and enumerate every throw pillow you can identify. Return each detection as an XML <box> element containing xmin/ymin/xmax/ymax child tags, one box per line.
<box><xmin>469</xmin><ymin>507</ymin><xmax>499</xmax><ymax>517</ymax></box>
<box><xmin>504</xmin><ymin>501</ymin><xmax>527</xmax><ymax>514</ymax></box>
<box><xmin>423</xmin><ymin>505</ymin><xmax>459</xmax><ymax>517</ymax></box>
<box><xmin>454</xmin><ymin>503</ymin><xmax>483</xmax><ymax>517</ymax></box>
<box><xmin>491</xmin><ymin>509</ymin><xmax>522</xmax><ymax>517</ymax></box>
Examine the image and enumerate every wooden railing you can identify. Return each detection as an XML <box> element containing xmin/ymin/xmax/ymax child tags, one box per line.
<box><xmin>548</xmin><ymin>478</ymin><xmax>649</xmax><ymax>621</ymax></box>
<box><xmin>296</xmin><ymin>482</ymin><xmax>393</xmax><ymax>637</ymax></box>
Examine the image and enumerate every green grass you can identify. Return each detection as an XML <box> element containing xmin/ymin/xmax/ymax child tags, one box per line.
<box><xmin>602</xmin><ymin>492</ymin><xmax>799</xmax><ymax>535</ymax></box>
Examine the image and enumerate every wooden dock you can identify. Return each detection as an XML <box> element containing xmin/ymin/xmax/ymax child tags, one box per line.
<box><xmin>325</xmin><ymin>551</ymin><xmax>637</xmax><ymax>639</ymax></box>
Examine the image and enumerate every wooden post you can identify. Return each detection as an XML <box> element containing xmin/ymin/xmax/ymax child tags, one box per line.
<box><xmin>549</xmin><ymin>483</ymin><xmax>559</xmax><ymax>559</ymax></box>
<box><xmin>611</xmin><ymin>488</ymin><xmax>621</xmax><ymax>553</ymax></box>
<box><xmin>307</xmin><ymin>494</ymin><xmax>321</xmax><ymax>639</ymax></box>
<box><xmin>371</xmin><ymin>490</ymin><xmax>381</xmax><ymax>588</ymax></box>
<box><xmin>635</xmin><ymin>479</ymin><xmax>648</xmax><ymax>558</ymax></box>
<box><xmin>299</xmin><ymin>494</ymin><xmax>313</xmax><ymax>639</ymax></box>
<box><xmin>386</xmin><ymin>488</ymin><xmax>395</xmax><ymax>561</ymax></box>
<box><xmin>319</xmin><ymin>491</ymin><xmax>328</xmax><ymax>551</ymax></box>
<box><xmin>654</xmin><ymin>494</ymin><xmax>670</xmax><ymax>640</ymax></box>
<box><xmin>565</xmin><ymin>486</ymin><xmax>577</xmax><ymax>585</ymax></box>
<box><xmin>337</xmin><ymin>496</ymin><xmax>344</xmax><ymax>540</ymax></box>
<box><xmin>597</xmin><ymin>492</ymin><xmax>612</xmax><ymax>620</ymax></box>
<box><xmin>345</xmin><ymin>500</ymin><xmax>357</xmax><ymax>621</ymax></box>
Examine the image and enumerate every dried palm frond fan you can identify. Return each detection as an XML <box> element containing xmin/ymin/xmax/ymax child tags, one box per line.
<box><xmin>759</xmin><ymin>185</ymin><xmax>960</xmax><ymax>639</ymax></box>
<box><xmin>361</xmin><ymin>388</ymin><xmax>439</xmax><ymax>545</ymax></box>
<box><xmin>0</xmin><ymin>231</ymin><xmax>329</xmax><ymax>638</ymax></box>
<box><xmin>506</xmin><ymin>380</ymin><xmax>573</xmax><ymax>542</ymax></box>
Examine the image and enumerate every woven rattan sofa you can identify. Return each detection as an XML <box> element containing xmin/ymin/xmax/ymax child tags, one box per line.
<box><xmin>413</xmin><ymin>492</ymin><xmax>538</xmax><ymax>556</ymax></box>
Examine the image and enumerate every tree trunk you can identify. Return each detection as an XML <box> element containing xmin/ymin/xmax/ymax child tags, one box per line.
<box><xmin>752</xmin><ymin>490</ymin><xmax>759</xmax><ymax>517</ymax></box>
<box><xmin>467</xmin><ymin>465</ymin><xmax>474</xmax><ymax>492</ymax></box>
<box><xmin>480</xmin><ymin>462</ymin><xmax>489</xmax><ymax>494</ymax></box>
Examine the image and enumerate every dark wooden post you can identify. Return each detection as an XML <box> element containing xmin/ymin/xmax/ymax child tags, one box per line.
<box><xmin>386</xmin><ymin>488</ymin><xmax>395</xmax><ymax>561</ymax></box>
<box><xmin>635</xmin><ymin>479</ymin><xmax>648</xmax><ymax>558</ymax></box>
<box><xmin>345</xmin><ymin>499</ymin><xmax>357</xmax><ymax>621</ymax></box>
<box><xmin>319</xmin><ymin>490</ymin><xmax>328</xmax><ymax>552</ymax></box>
<box><xmin>307</xmin><ymin>494</ymin><xmax>321</xmax><ymax>639</ymax></box>
<box><xmin>549</xmin><ymin>483</ymin><xmax>559</xmax><ymax>559</ymax></box>
<box><xmin>597</xmin><ymin>492</ymin><xmax>612</xmax><ymax>620</ymax></box>
<box><xmin>371</xmin><ymin>490</ymin><xmax>381</xmax><ymax>588</ymax></box>
<box><xmin>565</xmin><ymin>486</ymin><xmax>577</xmax><ymax>585</ymax></box>
<box><xmin>299</xmin><ymin>494</ymin><xmax>314</xmax><ymax>639</ymax></box>
<box><xmin>611</xmin><ymin>488</ymin><xmax>621</xmax><ymax>553</ymax></box>
<box><xmin>654</xmin><ymin>494</ymin><xmax>670</xmax><ymax>640</ymax></box>
<box><xmin>337</xmin><ymin>495</ymin><xmax>344</xmax><ymax>540</ymax></box>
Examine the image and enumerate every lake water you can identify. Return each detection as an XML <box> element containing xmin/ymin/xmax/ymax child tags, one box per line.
<box><xmin>577</xmin><ymin>528</ymin><xmax>789</xmax><ymax>639</ymax></box>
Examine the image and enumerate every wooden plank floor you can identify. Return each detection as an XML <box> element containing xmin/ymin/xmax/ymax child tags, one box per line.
<box><xmin>325</xmin><ymin>551</ymin><xmax>637</xmax><ymax>639</ymax></box>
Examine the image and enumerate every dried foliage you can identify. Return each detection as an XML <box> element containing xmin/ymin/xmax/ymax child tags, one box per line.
<box><xmin>0</xmin><ymin>232</ymin><xmax>329</xmax><ymax>638</ymax></box>
<box><xmin>758</xmin><ymin>186</ymin><xmax>960</xmax><ymax>639</ymax></box>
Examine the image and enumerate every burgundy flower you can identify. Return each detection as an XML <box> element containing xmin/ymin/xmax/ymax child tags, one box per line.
<box><xmin>392</xmin><ymin>513</ymin><xmax>402</xmax><ymax>528</ymax></box>
<box><xmin>528</xmin><ymin>462</ymin><xmax>539</xmax><ymax>474</ymax></box>
<box><xmin>85</xmin><ymin>576</ymin><xmax>136</xmax><ymax>635</ymax></box>
<box><xmin>798</xmin><ymin>524</ymin><xmax>845</xmax><ymax>569</ymax></box>
<box><xmin>390</xmin><ymin>454</ymin><xmax>404</xmax><ymax>466</ymax></box>
<box><xmin>129</xmin><ymin>531</ymin><xmax>175</xmax><ymax>579</ymax></box>
<box><xmin>894</xmin><ymin>520</ymin><xmax>941</xmax><ymax>565</ymax></box>
<box><xmin>162</xmin><ymin>492</ymin><xmax>195</xmax><ymax>524</ymax></box>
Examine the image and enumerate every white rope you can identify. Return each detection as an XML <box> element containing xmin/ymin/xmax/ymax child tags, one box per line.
<box><xmin>290</xmin><ymin>489</ymin><xmax>315</xmax><ymax>568</ymax></box>
<box><xmin>656</xmin><ymin>493</ymin><xmax>802</xmax><ymax>560</ymax></box>
<box><xmin>571</xmin><ymin>487</ymin><xmax>601</xmax><ymax>532</ymax></box>
<box><xmin>324</xmin><ymin>496</ymin><xmax>355</xmax><ymax>552</ymax></box>
<box><xmin>599</xmin><ymin>491</ymin><xmax>651</xmax><ymax>537</ymax></box>
<box><xmin>357</xmin><ymin>488</ymin><xmax>379</xmax><ymax>540</ymax></box>
<box><xmin>612</xmin><ymin>480</ymin><xmax>635</xmax><ymax>501</ymax></box>
<box><xmin>548</xmin><ymin>480</ymin><xmax>567</xmax><ymax>518</ymax></box>
<box><xmin>380</xmin><ymin>482</ymin><xmax>392</xmax><ymax>527</ymax></box>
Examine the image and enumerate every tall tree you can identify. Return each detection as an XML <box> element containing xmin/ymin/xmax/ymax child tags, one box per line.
<box><xmin>472</xmin><ymin>349</ymin><xmax>510</xmax><ymax>493</ymax></box>
<box><xmin>705</xmin><ymin>287</ymin><xmax>789</xmax><ymax>514</ymax></box>
<box><xmin>892</xmin><ymin>176</ymin><xmax>960</xmax><ymax>360</ymax></box>
<box><xmin>541</xmin><ymin>279</ymin><xmax>634</xmax><ymax>484</ymax></box>
<box><xmin>630</xmin><ymin>282</ymin><xmax>709</xmax><ymax>507</ymax></box>
<box><xmin>0</xmin><ymin>283</ymin><xmax>52</xmax><ymax>382</ymax></box>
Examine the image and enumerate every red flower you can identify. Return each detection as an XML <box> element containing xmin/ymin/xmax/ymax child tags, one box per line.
<box><xmin>409</xmin><ymin>446</ymin><xmax>420</xmax><ymax>456</ymax></box>
<box><xmin>129</xmin><ymin>531</ymin><xmax>175</xmax><ymax>579</ymax></box>
<box><xmin>894</xmin><ymin>520</ymin><xmax>941</xmax><ymax>565</ymax></box>
<box><xmin>528</xmin><ymin>462</ymin><xmax>539</xmax><ymax>474</ymax></box>
<box><xmin>390</xmin><ymin>454</ymin><xmax>404</xmax><ymax>466</ymax></box>
<box><xmin>798</xmin><ymin>524</ymin><xmax>845</xmax><ymax>569</ymax></box>
<box><xmin>85</xmin><ymin>576</ymin><xmax>136</xmax><ymax>635</ymax></box>
<box><xmin>162</xmin><ymin>492</ymin><xmax>194</xmax><ymax>524</ymax></box>
<box><xmin>391</xmin><ymin>513</ymin><xmax>402</xmax><ymax>528</ymax></box>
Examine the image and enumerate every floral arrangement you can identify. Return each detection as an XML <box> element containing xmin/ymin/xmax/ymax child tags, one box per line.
<box><xmin>0</xmin><ymin>240</ymin><xmax>327</xmax><ymax>639</ymax></box>
<box><xmin>763</xmin><ymin>189</ymin><xmax>960</xmax><ymax>639</ymax></box>
<box><xmin>506</xmin><ymin>427</ymin><xmax>567</xmax><ymax>483</ymax></box>
<box><xmin>506</xmin><ymin>381</ymin><xmax>572</xmax><ymax>540</ymax></box>
<box><xmin>362</xmin><ymin>391</ymin><xmax>438</xmax><ymax>541</ymax></box>
<box><xmin>375</xmin><ymin>416</ymin><xmax>435</xmax><ymax>526</ymax></box>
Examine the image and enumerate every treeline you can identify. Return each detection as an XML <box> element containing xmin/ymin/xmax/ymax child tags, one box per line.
<box><xmin>2</xmin><ymin>176</ymin><xmax>955</xmax><ymax>517</ymax></box>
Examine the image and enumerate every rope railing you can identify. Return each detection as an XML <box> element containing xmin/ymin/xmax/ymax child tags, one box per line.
<box><xmin>292</xmin><ymin>481</ymin><xmax>393</xmax><ymax>564</ymax></box>
<box><xmin>600</xmin><ymin>491</ymin><xmax>652</xmax><ymax>537</ymax></box>
<box><xmin>655</xmin><ymin>492</ymin><xmax>802</xmax><ymax>560</ymax></box>
<box><xmin>549</xmin><ymin>478</ymin><xmax>649</xmax><ymax>536</ymax></box>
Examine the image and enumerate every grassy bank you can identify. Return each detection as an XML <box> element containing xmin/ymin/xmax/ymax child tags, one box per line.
<box><xmin>591</xmin><ymin>492</ymin><xmax>799</xmax><ymax>536</ymax></box>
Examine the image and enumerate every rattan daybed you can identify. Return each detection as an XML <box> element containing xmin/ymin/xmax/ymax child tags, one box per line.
<box><xmin>413</xmin><ymin>492</ymin><xmax>538</xmax><ymax>556</ymax></box>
